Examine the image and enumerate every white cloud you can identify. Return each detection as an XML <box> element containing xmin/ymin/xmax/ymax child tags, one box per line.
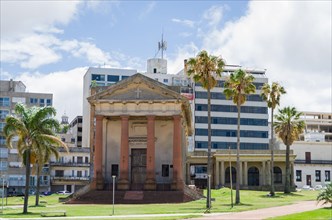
<box><xmin>139</xmin><ymin>2</ymin><xmax>156</xmax><ymax>19</ymax></box>
<box><xmin>171</xmin><ymin>18</ymin><xmax>195</xmax><ymax>28</ymax></box>
<box><xmin>13</xmin><ymin>67</ymin><xmax>88</xmax><ymax>121</ymax></box>
<box><xmin>0</xmin><ymin>1</ymin><xmax>80</xmax><ymax>39</ymax></box>
<box><xmin>200</xmin><ymin>1</ymin><xmax>331</xmax><ymax>113</ymax></box>
<box><xmin>203</xmin><ymin>5</ymin><xmax>226</xmax><ymax>27</ymax></box>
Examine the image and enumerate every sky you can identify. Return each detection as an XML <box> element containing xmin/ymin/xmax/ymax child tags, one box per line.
<box><xmin>1</xmin><ymin>1</ymin><xmax>331</xmax><ymax>121</ymax></box>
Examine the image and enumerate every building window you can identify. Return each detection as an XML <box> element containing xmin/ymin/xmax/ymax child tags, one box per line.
<box><xmin>121</xmin><ymin>75</ymin><xmax>129</xmax><ymax>80</ymax></box>
<box><xmin>77</xmin><ymin>157</ymin><xmax>83</xmax><ymax>163</ymax></box>
<box><xmin>107</xmin><ymin>75</ymin><xmax>119</xmax><ymax>82</ymax></box>
<box><xmin>85</xmin><ymin>157</ymin><xmax>89</xmax><ymax>163</ymax></box>
<box><xmin>61</xmin><ymin>138</ymin><xmax>65</xmax><ymax>142</ymax></box>
<box><xmin>0</xmin><ymin>110</ymin><xmax>9</xmax><ymax>119</ymax></box>
<box><xmin>296</xmin><ymin>170</ymin><xmax>302</xmax><ymax>182</ymax></box>
<box><xmin>0</xmin><ymin>97</ymin><xmax>10</xmax><ymax>107</ymax></box>
<box><xmin>71</xmin><ymin>138</ymin><xmax>75</xmax><ymax>143</ymax></box>
<box><xmin>55</xmin><ymin>170</ymin><xmax>64</xmax><ymax>177</ymax></box>
<box><xmin>46</xmin><ymin>99</ymin><xmax>52</xmax><ymax>106</ymax></box>
<box><xmin>163</xmin><ymin>79</ymin><xmax>168</xmax><ymax>83</ymax></box>
<box><xmin>111</xmin><ymin>164</ymin><xmax>119</xmax><ymax>177</ymax></box>
<box><xmin>305</xmin><ymin>152</ymin><xmax>311</xmax><ymax>163</ymax></box>
<box><xmin>274</xmin><ymin>167</ymin><xmax>282</xmax><ymax>183</ymax></box>
<box><xmin>0</xmin><ymin>123</ymin><xmax>4</xmax><ymax>132</ymax></box>
<box><xmin>325</xmin><ymin>171</ymin><xmax>331</xmax><ymax>182</ymax></box>
<box><xmin>77</xmin><ymin>171</ymin><xmax>82</xmax><ymax>177</ymax></box>
<box><xmin>153</xmin><ymin>68</ymin><xmax>157</xmax><ymax>73</ymax></box>
<box><xmin>39</xmin><ymin>99</ymin><xmax>45</xmax><ymax>107</ymax></box>
<box><xmin>91</xmin><ymin>74</ymin><xmax>105</xmax><ymax>81</ymax></box>
<box><xmin>30</xmin><ymin>98</ymin><xmax>38</xmax><ymax>104</ymax></box>
<box><xmin>162</xmin><ymin>164</ymin><xmax>169</xmax><ymax>177</ymax></box>
<box><xmin>315</xmin><ymin>170</ymin><xmax>321</xmax><ymax>182</ymax></box>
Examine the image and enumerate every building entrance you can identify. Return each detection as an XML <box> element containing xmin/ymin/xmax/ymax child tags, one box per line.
<box><xmin>131</xmin><ymin>149</ymin><xmax>147</xmax><ymax>190</ymax></box>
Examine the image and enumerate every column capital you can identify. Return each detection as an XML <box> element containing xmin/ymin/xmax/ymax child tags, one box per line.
<box><xmin>120</xmin><ymin>115</ymin><xmax>130</xmax><ymax>120</ymax></box>
<box><xmin>95</xmin><ymin>115</ymin><xmax>104</xmax><ymax>121</ymax></box>
<box><xmin>147</xmin><ymin>115</ymin><xmax>155</xmax><ymax>120</ymax></box>
<box><xmin>173</xmin><ymin>115</ymin><xmax>181</xmax><ymax>120</ymax></box>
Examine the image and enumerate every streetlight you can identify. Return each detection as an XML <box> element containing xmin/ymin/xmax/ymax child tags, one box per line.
<box><xmin>112</xmin><ymin>175</ymin><xmax>116</xmax><ymax>215</ymax></box>
<box><xmin>1</xmin><ymin>175</ymin><xmax>5</xmax><ymax>214</ymax></box>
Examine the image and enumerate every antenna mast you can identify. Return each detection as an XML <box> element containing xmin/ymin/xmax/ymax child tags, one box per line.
<box><xmin>158</xmin><ymin>32</ymin><xmax>167</xmax><ymax>59</ymax></box>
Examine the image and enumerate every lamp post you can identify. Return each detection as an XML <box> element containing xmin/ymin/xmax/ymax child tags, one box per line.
<box><xmin>112</xmin><ymin>175</ymin><xmax>116</xmax><ymax>215</ymax></box>
<box><xmin>1</xmin><ymin>175</ymin><xmax>5</xmax><ymax>214</ymax></box>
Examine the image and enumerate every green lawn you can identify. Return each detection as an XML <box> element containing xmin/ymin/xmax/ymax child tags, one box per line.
<box><xmin>0</xmin><ymin>189</ymin><xmax>319</xmax><ymax>219</ymax></box>
<box><xmin>268</xmin><ymin>208</ymin><xmax>332</xmax><ymax>220</ymax></box>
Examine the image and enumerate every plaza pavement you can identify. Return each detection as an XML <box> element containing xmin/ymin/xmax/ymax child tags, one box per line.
<box><xmin>0</xmin><ymin>200</ymin><xmax>329</xmax><ymax>220</ymax></box>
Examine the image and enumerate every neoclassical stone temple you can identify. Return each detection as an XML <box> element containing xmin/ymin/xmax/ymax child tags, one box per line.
<box><xmin>87</xmin><ymin>74</ymin><xmax>192</xmax><ymax>191</ymax></box>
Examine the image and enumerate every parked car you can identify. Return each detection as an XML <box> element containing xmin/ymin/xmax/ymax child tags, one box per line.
<box><xmin>56</xmin><ymin>190</ymin><xmax>71</xmax><ymax>195</ymax></box>
<box><xmin>302</xmin><ymin>185</ymin><xmax>314</xmax><ymax>191</ymax></box>
<box><xmin>314</xmin><ymin>185</ymin><xmax>323</xmax><ymax>190</ymax></box>
<box><xmin>43</xmin><ymin>191</ymin><xmax>52</xmax><ymax>196</ymax></box>
<box><xmin>7</xmin><ymin>191</ymin><xmax>25</xmax><ymax>197</ymax></box>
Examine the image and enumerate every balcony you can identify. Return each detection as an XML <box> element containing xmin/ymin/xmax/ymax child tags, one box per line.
<box><xmin>51</xmin><ymin>176</ymin><xmax>90</xmax><ymax>182</ymax></box>
<box><xmin>50</xmin><ymin>162</ymin><xmax>90</xmax><ymax>167</ymax></box>
<box><xmin>295</xmin><ymin>159</ymin><xmax>332</xmax><ymax>165</ymax></box>
<box><xmin>57</xmin><ymin>147</ymin><xmax>90</xmax><ymax>153</ymax></box>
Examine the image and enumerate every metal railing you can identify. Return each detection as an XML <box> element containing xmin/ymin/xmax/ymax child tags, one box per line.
<box><xmin>49</xmin><ymin>162</ymin><xmax>90</xmax><ymax>167</ymax></box>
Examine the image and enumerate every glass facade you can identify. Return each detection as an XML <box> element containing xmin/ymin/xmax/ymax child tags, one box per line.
<box><xmin>0</xmin><ymin>110</ymin><xmax>9</xmax><ymax>119</ymax></box>
<box><xmin>107</xmin><ymin>75</ymin><xmax>120</xmax><ymax>82</ymax></box>
<box><xmin>91</xmin><ymin>74</ymin><xmax>105</xmax><ymax>81</ymax></box>
<box><xmin>195</xmin><ymin>91</ymin><xmax>264</xmax><ymax>101</ymax></box>
<box><xmin>195</xmin><ymin>116</ymin><xmax>268</xmax><ymax>126</ymax></box>
<box><xmin>195</xmin><ymin>141</ymin><xmax>268</xmax><ymax>150</ymax></box>
<box><xmin>195</xmin><ymin>104</ymin><xmax>267</xmax><ymax>114</ymax></box>
<box><xmin>0</xmin><ymin>97</ymin><xmax>10</xmax><ymax>107</ymax></box>
<box><xmin>195</xmin><ymin>128</ymin><xmax>268</xmax><ymax>138</ymax></box>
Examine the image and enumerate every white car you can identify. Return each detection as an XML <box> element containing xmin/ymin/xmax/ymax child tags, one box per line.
<box><xmin>302</xmin><ymin>185</ymin><xmax>313</xmax><ymax>190</ymax></box>
<box><xmin>56</xmin><ymin>190</ymin><xmax>71</xmax><ymax>195</ymax></box>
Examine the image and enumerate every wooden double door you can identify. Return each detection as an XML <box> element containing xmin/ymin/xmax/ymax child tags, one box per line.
<box><xmin>131</xmin><ymin>149</ymin><xmax>147</xmax><ymax>190</ymax></box>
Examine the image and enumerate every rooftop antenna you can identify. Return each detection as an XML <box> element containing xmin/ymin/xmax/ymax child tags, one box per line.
<box><xmin>158</xmin><ymin>31</ymin><xmax>167</xmax><ymax>59</ymax></box>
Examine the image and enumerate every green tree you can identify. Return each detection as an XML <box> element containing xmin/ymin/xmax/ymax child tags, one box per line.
<box><xmin>4</xmin><ymin>103</ymin><xmax>66</xmax><ymax>213</ymax></box>
<box><xmin>186</xmin><ymin>50</ymin><xmax>225</xmax><ymax>209</ymax></box>
<box><xmin>317</xmin><ymin>183</ymin><xmax>332</xmax><ymax>208</ymax></box>
<box><xmin>274</xmin><ymin>107</ymin><xmax>305</xmax><ymax>193</ymax></box>
<box><xmin>224</xmin><ymin>69</ymin><xmax>256</xmax><ymax>204</ymax></box>
<box><xmin>260</xmin><ymin>82</ymin><xmax>286</xmax><ymax>196</ymax></box>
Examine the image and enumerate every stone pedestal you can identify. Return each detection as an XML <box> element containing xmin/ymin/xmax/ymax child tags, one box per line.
<box><xmin>117</xmin><ymin>179</ymin><xmax>130</xmax><ymax>190</ymax></box>
<box><xmin>144</xmin><ymin>179</ymin><xmax>156</xmax><ymax>190</ymax></box>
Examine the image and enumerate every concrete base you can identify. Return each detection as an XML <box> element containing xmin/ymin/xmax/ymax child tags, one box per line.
<box><xmin>144</xmin><ymin>179</ymin><xmax>156</xmax><ymax>190</ymax></box>
<box><xmin>171</xmin><ymin>179</ymin><xmax>184</xmax><ymax>191</ymax></box>
<box><xmin>117</xmin><ymin>179</ymin><xmax>130</xmax><ymax>190</ymax></box>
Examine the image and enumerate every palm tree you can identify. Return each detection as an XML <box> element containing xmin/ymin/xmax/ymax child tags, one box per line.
<box><xmin>4</xmin><ymin>103</ymin><xmax>66</xmax><ymax>213</ymax></box>
<box><xmin>260</xmin><ymin>82</ymin><xmax>286</xmax><ymax>196</ymax></box>
<box><xmin>224</xmin><ymin>69</ymin><xmax>256</xmax><ymax>204</ymax></box>
<box><xmin>317</xmin><ymin>182</ymin><xmax>332</xmax><ymax>208</ymax></box>
<box><xmin>274</xmin><ymin>107</ymin><xmax>305</xmax><ymax>193</ymax></box>
<box><xmin>186</xmin><ymin>50</ymin><xmax>225</xmax><ymax>209</ymax></box>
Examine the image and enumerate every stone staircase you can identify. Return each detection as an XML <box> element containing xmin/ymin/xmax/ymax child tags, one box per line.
<box><xmin>67</xmin><ymin>189</ymin><xmax>200</xmax><ymax>204</ymax></box>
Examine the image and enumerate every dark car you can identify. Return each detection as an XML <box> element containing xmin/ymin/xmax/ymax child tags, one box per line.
<box><xmin>7</xmin><ymin>191</ymin><xmax>25</xmax><ymax>197</ymax></box>
<box><xmin>43</xmin><ymin>191</ymin><xmax>52</xmax><ymax>196</ymax></box>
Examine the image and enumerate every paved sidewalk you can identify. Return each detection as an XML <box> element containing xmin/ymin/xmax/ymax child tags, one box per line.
<box><xmin>193</xmin><ymin>200</ymin><xmax>329</xmax><ymax>220</ymax></box>
<box><xmin>0</xmin><ymin>200</ymin><xmax>329</xmax><ymax>220</ymax></box>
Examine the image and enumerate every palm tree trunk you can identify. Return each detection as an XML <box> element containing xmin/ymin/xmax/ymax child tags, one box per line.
<box><xmin>35</xmin><ymin>163</ymin><xmax>40</xmax><ymax>206</ymax></box>
<box><xmin>235</xmin><ymin>103</ymin><xmax>241</xmax><ymax>204</ymax></box>
<box><xmin>285</xmin><ymin>144</ymin><xmax>290</xmax><ymax>193</ymax></box>
<box><xmin>270</xmin><ymin>109</ymin><xmax>275</xmax><ymax>196</ymax></box>
<box><xmin>206</xmin><ymin>86</ymin><xmax>212</xmax><ymax>209</ymax></box>
<box><xmin>23</xmin><ymin>149</ymin><xmax>31</xmax><ymax>214</ymax></box>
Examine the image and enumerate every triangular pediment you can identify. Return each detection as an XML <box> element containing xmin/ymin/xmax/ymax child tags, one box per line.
<box><xmin>88</xmin><ymin>73</ymin><xmax>186</xmax><ymax>102</ymax></box>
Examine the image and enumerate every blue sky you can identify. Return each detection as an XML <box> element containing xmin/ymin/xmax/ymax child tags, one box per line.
<box><xmin>1</xmin><ymin>1</ymin><xmax>331</xmax><ymax>121</ymax></box>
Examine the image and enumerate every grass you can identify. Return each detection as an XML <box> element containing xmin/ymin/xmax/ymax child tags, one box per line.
<box><xmin>0</xmin><ymin>188</ymin><xmax>319</xmax><ymax>219</ymax></box>
<box><xmin>268</xmin><ymin>207</ymin><xmax>332</xmax><ymax>220</ymax></box>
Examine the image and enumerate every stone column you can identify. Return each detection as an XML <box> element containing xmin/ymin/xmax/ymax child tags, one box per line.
<box><xmin>244</xmin><ymin>161</ymin><xmax>248</xmax><ymax>186</ymax></box>
<box><xmin>118</xmin><ymin>115</ymin><xmax>130</xmax><ymax>190</ymax></box>
<box><xmin>145</xmin><ymin>115</ymin><xmax>156</xmax><ymax>190</ymax></box>
<box><xmin>172</xmin><ymin>115</ymin><xmax>184</xmax><ymax>190</ymax></box>
<box><xmin>221</xmin><ymin>161</ymin><xmax>225</xmax><ymax>185</ymax></box>
<box><xmin>215</xmin><ymin>161</ymin><xmax>220</xmax><ymax>188</ymax></box>
<box><xmin>93</xmin><ymin>115</ymin><xmax>104</xmax><ymax>190</ymax></box>
<box><xmin>261</xmin><ymin>161</ymin><xmax>266</xmax><ymax>185</ymax></box>
<box><xmin>239</xmin><ymin>160</ymin><xmax>243</xmax><ymax>185</ymax></box>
